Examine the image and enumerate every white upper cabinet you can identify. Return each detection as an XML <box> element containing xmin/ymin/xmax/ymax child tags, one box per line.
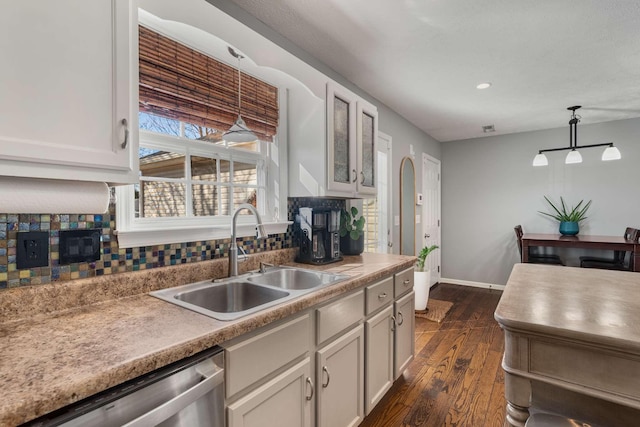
<box><xmin>326</xmin><ymin>82</ymin><xmax>378</xmax><ymax>197</ymax></box>
<box><xmin>0</xmin><ymin>0</ymin><xmax>138</xmax><ymax>185</ymax></box>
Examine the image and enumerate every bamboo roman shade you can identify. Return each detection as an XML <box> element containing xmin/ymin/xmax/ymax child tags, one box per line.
<box><xmin>139</xmin><ymin>25</ymin><xmax>279</xmax><ymax>141</ymax></box>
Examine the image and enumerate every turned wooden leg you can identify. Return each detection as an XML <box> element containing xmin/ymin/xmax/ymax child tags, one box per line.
<box><xmin>504</xmin><ymin>372</ymin><xmax>531</xmax><ymax>427</ymax></box>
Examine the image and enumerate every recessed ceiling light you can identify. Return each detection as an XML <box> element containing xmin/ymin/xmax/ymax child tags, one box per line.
<box><xmin>476</xmin><ymin>82</ymin><xmax>492</xmax><ymax>89</ymax></box>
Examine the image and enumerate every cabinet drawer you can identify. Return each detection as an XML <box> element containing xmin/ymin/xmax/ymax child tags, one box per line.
<box><xmin>365</xmin><ymin>277</ymin><xmax>394</xmax><ymax>315</ymax></box>
<box><xmin>317</xmin><ymin>290</ymin><xmax>364</xmax><ymax>345</ymax></box>
<box><xmin>394</xmin><ymin>267</ymin><xmax>414</xmax><ymax>298</ymax></box>
<box><xmin>225</xmin><ymin>314</ymin><xmax>310</xmax><ymax>399</ymax></box>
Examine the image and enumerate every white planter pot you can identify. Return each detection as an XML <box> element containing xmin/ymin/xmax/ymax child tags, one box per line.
<box><xmin>413</xmin><ymin>270</ymin><xmax>431</xmax><ymax>311</ymax></box>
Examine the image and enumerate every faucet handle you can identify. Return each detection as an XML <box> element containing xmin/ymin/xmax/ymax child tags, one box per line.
<box><xmin>238</xmin><ymin>245</ymin><xmax>248</xmax><ymax>263</ymax></box>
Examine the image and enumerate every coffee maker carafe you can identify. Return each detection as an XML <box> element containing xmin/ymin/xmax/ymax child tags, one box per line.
<box><xmin>295</xmin><ymin>207</ymin><xmax>343</xmax><ymax>265</ymax></box>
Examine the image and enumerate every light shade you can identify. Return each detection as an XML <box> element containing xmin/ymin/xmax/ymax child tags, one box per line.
<box><xmin>601</xmin><ymin>145</ymin><xmax>621</xmax><ymax>161</ymax></box>
<box><xmin>532</xmin><ymin>153</ymin><xmax>548</xmax><ymax>167</ymax></box>
<box><xmin>565</xmin><ymin>149</ymin><xmax>582</xmax><ymax>164</ymax></box>
<box><xmin>223</xmin><ymin>115</ymin><xmax>258</xmax><ymax>143</ymax></box>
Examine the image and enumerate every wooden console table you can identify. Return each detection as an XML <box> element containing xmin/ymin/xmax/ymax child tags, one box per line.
<box><xmin>521</xmin><ymin>233</ymin><xmax>640</xmax><ymax>272</ymax></box>
<box><xmin>495</xmin><ymin>264</ymin><xmax>640</xmax><ymax>427</ymax></box>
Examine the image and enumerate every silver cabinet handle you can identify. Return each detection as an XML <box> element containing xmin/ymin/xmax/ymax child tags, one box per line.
<box><xmin>120</xmin><ymin>118</ymin><xmax>129</xmax><ymax>149</ymax></box>
<box><xmin>322</xmin><ymin>366</ymin><xmax>331</xmax><ymax>388</ymax></box>
<box><xmin>360</xmin><ymin>171</ymin><xmax>365</xmax><ymax>184</ymax></box>
<box><xmin>352</xmin><ymin>169</ymin><xmax>357</xmax><ymax>183</ymax></box>
<box><xmin>403</xmin><ymin>279</ymin><xmax>411</xmax><ymax>285</ymax></box>
<box><xmin>391</xmin><ymin>315</ymin><xmax>396</xmax><ymax>331</ymax></box>
<box><xmin>397</xmin><ymin>311</ymin><xmax>404</xmax><ymax>326</ymax></box>
<box><xmin>378</xmin><ymin>292</ymin><xmax>387</xmax><ymax>300</ymax></box>
<box><xmin>305</xmin><ymin>377</ymin><xmax>314</xmax><ymax>401</ymax></box>
<box><xmin>122</xmin><ymin>368</ymin><xmax>223</xmax><ymax>427</ymax></box>
<box><xmin>424</xmin><ymin>233</ymin><xmax>430</xmax><ymax>239</ymax></box>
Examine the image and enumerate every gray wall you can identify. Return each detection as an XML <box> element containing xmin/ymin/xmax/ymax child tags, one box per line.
<box><xmin>205</xmin><ymin>0</ymin><xmax>440</xmax><ymax>254</ymax></box>
<box><xmin>441</xmin><ymin>117</ymin><xmax>640</xmax><ymax>285</ymax></box>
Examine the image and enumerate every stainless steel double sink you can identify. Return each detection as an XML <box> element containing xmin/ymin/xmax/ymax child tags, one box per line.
<box><xmin>150</xmin><ymin>266</ymin><xmax>349</xmax><ymax>321</ymax></box>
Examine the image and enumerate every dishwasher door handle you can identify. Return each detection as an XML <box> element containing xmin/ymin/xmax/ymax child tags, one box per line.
<box><xmin>122</xmin><ymin>368</ymin><xmax>224</xmax><ymax>427</ymax></box>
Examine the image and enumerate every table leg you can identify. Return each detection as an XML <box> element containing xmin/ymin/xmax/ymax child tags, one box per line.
<box><xmin>504</xmin><ymin>372</ymin><xmax>531</xmax><ymax>427</ymax></box>
<box><xmin>521</xmin><ymin>241</ymin><xmax>529</xmax><ymax>263</ymax></box>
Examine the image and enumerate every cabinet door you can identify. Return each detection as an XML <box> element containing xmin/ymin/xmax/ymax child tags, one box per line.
<box><xmin>317</xmin><ymin>324</ymin><xmax>364</xmax><ymax>427</ymax></box>
<box><xmin>0</xmin><ymin>0</ymin><xmax>137</xmax><ymax>184</ymax></box>
<box><xmin>326</xmin><ymin>82</ymin><xmax>357</xmax><ymax>194</ymax></box>
<box><xmin>365</xmin><ymin>305</ymin><xmax>394</xmax><ymax>415</ymax></box>
<box><xmin>356</xmin><ymin>99</ymin><xmax>378</xmax><ymax>195</ymax></box>
<box><xmin>228</xmin><ymin>358</ymin><xmax>313</xmax><ymax>427</ymax></box>
<box><xmin>394</xmin><ymin>291</ymin><xmax>415</xmax><ymax>379</ymax></box>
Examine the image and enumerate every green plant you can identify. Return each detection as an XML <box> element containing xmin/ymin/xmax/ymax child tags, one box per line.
<box><xmin>539</xmin><ymin>196</ymin><xmax>592</xmax><ymax>223</ymax></box>
<box><xmin>340</xmin><ymin>207</ymin><xmax>366</xmax><ymax>240</ymax></box>
<box><xmin>416</xmin><ymin>245</ymin><xmax>439</xmax><ymax>272</ymax></box>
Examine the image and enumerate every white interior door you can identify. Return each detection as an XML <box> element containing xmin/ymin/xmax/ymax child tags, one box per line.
<box><xmin>377</xmin><ymin>132</ymin><xmax>392</xmax><ymax>253</ymax></box>
<box><xmin>422</xmin><ymin>153</ymin><xmax>441</xmax><ymax>285</ymax></box>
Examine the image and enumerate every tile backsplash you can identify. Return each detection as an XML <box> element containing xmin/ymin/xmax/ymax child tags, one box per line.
<box><xmin>0</xmin><ymin>197</ymin><xmax>346</xmax><ymax>289</ymax></box>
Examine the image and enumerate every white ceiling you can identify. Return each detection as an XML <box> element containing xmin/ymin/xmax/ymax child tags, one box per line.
<box><xmin>224</xmin><ymin>0</ymin><xmax>640</xmax><ymax>142</ymax></box>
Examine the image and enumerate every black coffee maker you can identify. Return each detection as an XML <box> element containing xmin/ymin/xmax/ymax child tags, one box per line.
<box><xmin>295</xmin><ymin>207</ymin><xmax>342</xmax><ymax>265</ymax></box>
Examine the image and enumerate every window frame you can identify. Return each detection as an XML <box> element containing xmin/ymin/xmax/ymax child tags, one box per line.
<box><xmin>115</xmin><ymin>17</ymin><xmax>289</xmax><ymax>249</ymax></box>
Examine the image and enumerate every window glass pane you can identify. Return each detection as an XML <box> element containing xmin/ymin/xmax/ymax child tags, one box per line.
<box><xmin>333</xmin><ymin>96</ymin><xmax>350</xmax><ymax>183</ymax></box>
<box><xmin>228</xmin><ymin>141</ymin><xmax>259</xmax><ymax>152</ymax></box>
<box><xmin>140</xmin><ymin>182</ymin><xmax>186</xmax><ymax>218</ymax></box>
<box><xmin>192</xmin><ymin>184</ymin><xmax>220</xmax><ymax>216</ymax></box>
<box><xmin>219</xmin><ymin>185</ymin><xmax>230</xmax><ymax>216</ymax></box>
<box><xmin>140</xmin><ymin>150</ymin><xmax>185</xmax><ymax>179</ymax></box>
<box><xmin>233</xmin><ymin>161</ymin><xmax>258</xmax><ymax>186</ymax></box>
<box><xmin>233</xmin><ymin>187</ymin><xmax>259</xmax><ymax>212</ymax></box>
<box><xmin>139</xmin><ymin>112</ymin><xmax>181</xmax><ymax>137</ymax></box>
<box><xmin>218</xmin><ymin>159</ymin><xmax>232</xmax><ymax>183</ymax></box>
<box><xmin>191</xmin><ymin>156</ymin><xmax>218</xmax><ymax>181</ymax></box>
<box><xmin>184</xmin><ymin>123</ymin><xmax>222</xmax><ymax>142</ymax></box>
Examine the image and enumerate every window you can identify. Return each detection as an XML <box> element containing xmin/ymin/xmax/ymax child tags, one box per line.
<box><xmin>116</xmin><ymin>22</ymin><xmax>286</xmax><ymax>248</ymax></box>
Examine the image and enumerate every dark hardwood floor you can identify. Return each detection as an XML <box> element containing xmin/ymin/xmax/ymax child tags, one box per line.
<box><xmin>361</xmin><ymin>283</ymin><xmax>506</xmax><ymax>427</ymax></box>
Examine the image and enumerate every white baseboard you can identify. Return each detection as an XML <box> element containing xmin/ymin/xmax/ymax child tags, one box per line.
<box><xmin>438</xmin><ymin>277</ymin><xmax>506</xmax><ymax>291</ymax></box>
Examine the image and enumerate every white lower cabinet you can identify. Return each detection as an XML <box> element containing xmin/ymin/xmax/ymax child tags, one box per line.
<box><xmin>227</xmin><ymin>358</ymin><xmax>313</xmax><ymax>427</ymax></box>
<box><xmin>365</xmin><ymin>305</ymin><xmax>394</xmax><ymax>414</ymax></box>
<box><xmin>394</xmin><ymin>290</ymin><xmax>415</xmax><ymax>379</ymax></box>
<box><xmin>224</xmin><ymin>271</ymin><xmax>415</xmax><ymax>427</ymax></box>
<box><xmin>316</xmin><ymin>325</ymin><xmax>365</xmax><ymax>427</ymax></box>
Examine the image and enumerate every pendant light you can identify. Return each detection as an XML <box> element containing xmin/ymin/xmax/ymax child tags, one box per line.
<box><xmin>532</xmin><ymin>106</ymin><xmax>622</xmax><ymax>166</ymax></box>
<box><xmin>223</xmin><ymin>47</ymin><xmax>258</xmax><ymax>143</ymax></box>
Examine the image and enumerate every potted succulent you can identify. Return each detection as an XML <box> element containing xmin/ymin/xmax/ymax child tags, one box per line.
<box><xmin>339</xmin><ymin>206</ymin><xmax>366</xmax><ymax>255</ymax></box>
<box><xmin>539</xmin><ymin>196</ymin><xmax>592</xmax><ymax>236</ymax></box>
<box><xmin>414</xmin><ymin>244</ymin><xmax>439</xmax><ymax>311</ymax></box>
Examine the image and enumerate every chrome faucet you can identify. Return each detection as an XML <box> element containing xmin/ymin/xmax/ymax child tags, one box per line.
<box><xmin>229</xmin><ymin>203</ymin><xmax>266</xmax><ymax>277</ymax></box>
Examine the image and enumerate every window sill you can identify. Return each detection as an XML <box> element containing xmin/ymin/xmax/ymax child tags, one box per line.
<box><xmin>115</xmin><ymin>221</ymin><xmax>292</xmax><ymax>249</ymax></box>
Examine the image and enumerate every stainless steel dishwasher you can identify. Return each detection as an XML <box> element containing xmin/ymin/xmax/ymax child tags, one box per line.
<box><xmin>23</xmin><ymin>346</ymin><xmax>224</xmax><ymax>427</ymax></box>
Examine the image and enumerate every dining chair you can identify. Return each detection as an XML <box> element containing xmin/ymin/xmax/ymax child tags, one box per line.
<box><xmin>514</xmin><ymin>225</ymin><xmax>564</xmax><ymax>265</ymax></box>
<box><xmin>580</xmin><ymin>227</ymin><xmax>639</xmax><ymax>271</ymax></box>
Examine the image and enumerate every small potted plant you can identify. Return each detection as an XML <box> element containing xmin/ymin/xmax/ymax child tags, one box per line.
<box><xmin>539</xmin><ymin>196</ymin><xmax>592</xmax><ymax>236</ymax></box>
<box><xmin>414</xmin><ymin>244</ymin><xmax>439</xmax><ymax>311</ymax></box>
<box><xmin>339</xmin><ymin>206</ymin><xmax>366</xmax><ymax>255</ymax></box>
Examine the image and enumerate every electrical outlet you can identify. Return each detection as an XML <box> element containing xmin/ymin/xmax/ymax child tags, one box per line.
<box><xmin>60</xmin><ymin>229</ymin><xmax>101</xmax><ymax>264</ymax></box>
<box><xmin>17</xmin><ymin>231</ymin><xmax>49</xmax><ymax>269</ymax></box>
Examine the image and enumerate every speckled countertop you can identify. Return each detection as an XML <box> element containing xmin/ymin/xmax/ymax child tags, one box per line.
<box><xmin>0</xmin><ymin>249</ymin><xmax>415</xmax><ymax>426</ymax></box>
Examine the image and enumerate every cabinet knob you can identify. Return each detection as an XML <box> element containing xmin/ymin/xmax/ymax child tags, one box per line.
<box><xmin>360</xmin><ymin>170</ymin><xmax>365</xmax><ymax>185</ymax></box>
<box><xmin>391</xmin><ymin>315</ymin><xmax>396</xmax><ymax>331</ymax></box>
<box><xmin>120</xmin><ymin>118</ymin><xmax>129</xmax><ymax>149</ymax></box>
<box><xmin>352</xmin><ymin>169</ymin><xmax>357</xmax><ymax>183</ymax></box>
<box><xmin>396</xmin><ymin>311</ymin><xmax>404</xmax><ymax>326</ymax></box>
<box><xmin>378</xmin><ymin>292</ymin><xmax>387</xmax><ymax>300</ymax></box>
<box><xmin>403</xmin><ymin>279</ymin><xmax>411</xmax><ymax>285</ymax></box>
<box><xmin>305</xmin><ymin>377</ymin><xmax>314</xmax><ymax>401</ymax></box>
<box><xmin>321</xmin><ymin>366</ymin><xmax>331</xmax><ymax>388</ymax></box>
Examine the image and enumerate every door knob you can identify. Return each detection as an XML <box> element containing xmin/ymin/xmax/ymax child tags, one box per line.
<box><xmin>424</xmin><ymin>233</ymin><xmax>430</xmax><ymax>239</ymax></box>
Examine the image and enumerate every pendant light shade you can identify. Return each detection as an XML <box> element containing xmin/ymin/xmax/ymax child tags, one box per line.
<box><xmin>224</xmin><ymin>48</ymin><xmax>257</xmax><ymax>144</ymax></box>
<box><xmin>565</xmin><ymin>149</ymin><xmax>582</xmax><ymax>164</ymax></box>
<box><xmin>532</xmin><ymin>153</ymin><xmax>548</xmax><ymax>167</ymax></box>
<box><xmin>601</xmin><ymin>145</ymin><xmax>621</xmax><ymax>161</ymax></box>
<box><xmin>532</xmin><ymin>106</ymin><xmax>621</xmax><ymax>166</ymax></box>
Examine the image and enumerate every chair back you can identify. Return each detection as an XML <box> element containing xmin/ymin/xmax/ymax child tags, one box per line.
<box><xmin>615</xmin><ymin>227</ymin><xmax>640</xmax><ymax>265</ymax></box>
<box><xmin>514</xmin><ymin>225</ymin><xmax>524</xmax><ymax>260</ymax></box>
<box><xmin>626</xmin><ymin>228</ymin><xmax>640</xmax><ymax>271</ymax></box>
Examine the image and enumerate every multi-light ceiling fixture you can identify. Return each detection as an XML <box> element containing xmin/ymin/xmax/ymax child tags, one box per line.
<box><xmin>223</xmin><ymin>47</ymin><xmax>258</xmax><ymax>143</ymax></box>
<box><xmin>532</xmin><ymin>106</ymin><xmax>621</xmax><ymax>166</ymax></box>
